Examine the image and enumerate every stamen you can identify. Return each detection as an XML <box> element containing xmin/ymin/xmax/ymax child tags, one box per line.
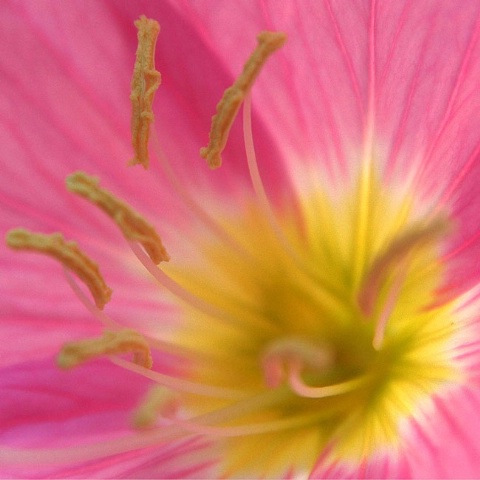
<box><xmin>358</xmin><ymin>217</ymin><xmax>449</xmax><ymax>316</ymax></box>
<box><xmin>64</xmin><ymin>266</ymin><xmax>204</xmax><ymax>362</ymax></box>
<box><xmin>112</xmin><ymin>356</ymin><xmax>248</xmax><ymax>399</ymax></box>
<box><xmin>261</xmin><ymin>337</ymin><xmax>334</xmax><ymax>388</ymax></box>
<box><xmin>168</xmin><ymin>410</ymin><xmax>329</xmax><ymax>437</ymax></box>
<box><xmin>66</xmin><ymin>171</ymin><xmax>169</xmax><ymax>264</ymax></box>
<box><xmin>200</xmin><ymin>31</ymin><xmax>287</xmax><ymax>168</ymax></box>
<box><xmin>129</xmin><ymin>15</ymin><xmax>161</xmax><ymax>169</ymax></box>
<box><xmin>243</xmin><ymin>93</ymin><xmax>348</xmax><ymax>308</ymax></box>
<box><xmin>133</xmin><ymin>385</ymin><xmax>179</xmax><ymax>428</ymax></box>
<box><xmin>57</xmin><ymin>328</ymin><xmax>153</xmax><ymax>369</ymax></box>
<box><xmin>6</xmin><ymin>228</ymin><xmax>112</xmax><ymax>309</ymax></box>
<box><xmin>129</xmin><ymin>240</ymin><xmax>275</xmax><ymax>333</ymax></box>
<box><xmin>152</xmin><ymin>129</ymin><xmax>263</xmax><ymax>265</ymax></box>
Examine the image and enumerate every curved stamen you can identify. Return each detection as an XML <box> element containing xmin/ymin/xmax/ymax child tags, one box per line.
<box><xmin>129</xmin><ymin>240</ymin><xmax>275</xmax><ymax>332</ymax></box>
<box><xmin>152</xmin><ymin>130</ymin><xmax>267</xmax><ymax>270</ymax></box>
<box><xmin>243</xmin><ymin>95</ymin><xmax>348</xmax><ymax>305</ymax></box>
<box><xmin>65</xmin><ymin>256</ymin><xmax>223</xmax><ymax>362</ymax></box>
<box><xmin>58</xmin><ymin>329</ymin><xmax>153</xmax><ymax>369</ymax></box>
<box><xmin>6</xmin><ymin>228</ymin><xmax>112</xmax><ymax>309</ymax></box>
<box><xmin>67</xmin><ymin>172</ymin><xmax>169</xmax><ymax>264</ymax></box>
<box><xmin>134</xmin><ymin>383</ymin><xmax>325</xmax><ymax>437</ymax></box>
<box><xmin>200</xmin><ymin>31</ymin><xmax>287</xmax><ymax>168</ymax></box>
<box><xmin>112</xmin><ymin>356</ymin><xmax>248</xmax><ymax>399</ymax></box>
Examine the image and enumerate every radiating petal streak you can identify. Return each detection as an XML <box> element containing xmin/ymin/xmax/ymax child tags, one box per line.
<box><xmin>385</xmin><ymin>21</ymin><xmax>437</xmax><ymax>178</ymax></box>
<box><xmin>294</xmin><ymin>12</ymin><xmax>347</xmax><ymax>177</ymax></box>
<box><xmin>377</xmin><ymin>0</ymin><xmax>412</xmax><ymax>93</ymax></box>
<box><xmin>435</xmin><ymin>396</ymin><xmax>480</xmax><ymax>467</ymax></box>
<box><xmin>438</xmin><ymin>140</ymin><xmax>480</xmax><ymax>207</ymax></box>
<box><xmin>367</xmin><ymin>0</ymin><xmax>377</xmax><ymax>120</ymax></box>
<box><xmin>325</xmin><ymin>0</ymin><xmax>366</xmax><ymax>123</ymax></box>
<box><xmin>13</xmin><ymin>3</ymin><xmax>126</xmax><ymax>138</ymax></box>
<box><xmin>442</xmin><ymin>229</ymin><xmax>480</xmax><ymax>263</ymax></box>
<box><xmin>416</xmin><ymin>14</ymin><xmax>480</xmax><ymax>181</ymax></box>
<box><xmin>2</xmin><ymin>66</ymin><xmax>128</xmax><ymax>205</ymax></box>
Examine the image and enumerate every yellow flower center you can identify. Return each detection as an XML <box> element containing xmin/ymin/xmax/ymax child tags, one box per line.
<box><xmin>163</xmin><ymin>169</ymin><xmax>459</xmax><ymax>475</ymax></box>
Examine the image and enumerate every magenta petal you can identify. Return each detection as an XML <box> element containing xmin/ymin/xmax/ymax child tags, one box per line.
<box><xmin>0</xmin><ymin>358</ymin><xmax>216</xmax><ymax>478</ymax></box>
<box><xmin>0</xmin><ymin>358</ymin><xmax>147</xmax><ymax>447</ymax></box>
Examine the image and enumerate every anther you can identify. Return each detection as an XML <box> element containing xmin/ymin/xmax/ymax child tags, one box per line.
<box><xmin>358</xmin><ymin>216</ymin><xmax>450</xmax><ymax>316</ymax></box>
<box><xmin>57</xmin><ymin>328</ymin><xmax>153</xmax><ymax>369</ymax></box>
<box><xmin>200</xmin><ymin>31</ymin><xmax>287</xmax><ymax>169</ymax></box>
<box><xmin>129</xmin><ymin>15</ymin><xmax>161</xmax><ymax>169</ymax></box>
<box><xmin>66</xmin><ymin>171</ymin><xmax>169</xmax><ymax>264</ymax></box>
<box><xmin>133</xmin><ymin>385</ymin><xmax>178</xmax><ymax>428</ymax></box>
<box><xmin>6</xmin><ymin>228</ymin><xmax>112</xmax><ymax>309</ymax></box>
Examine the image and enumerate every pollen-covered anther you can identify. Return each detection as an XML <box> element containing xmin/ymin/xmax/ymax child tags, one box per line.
<box><xmin>261</xmin><ymin>337</ymin><xmax>333</xmax><ymax>388</ymax></box>
<box><xmin>57</xmin><ymin>328</ymin><xmax>153</xmax><ymax>369</ymax></box>
<box><xmin>129</xmin><ymin>15</ymin><xmax>161</xmax><ymax>169</ymax></box>
<box><xmin>5</xmin><ymin>228</ymin><xmax>112</xmax><ymax>309</ymax></box>
<box><xmin>358</xmin><ymin>216</ymin><xmax>451</xmax><ymax>316</ymax></box>
<box><xmin>133</xmin><ymin>385</ymin><xmax>179</xmax><ymax>428</ymax></box>
<box><xmin>200</xmin><ymin>31</ymin><xmax>287</xmax><ymax>169</ymax></box>
<box><xmin>66</xmin><ymin>171</ymin><xmax>169</xmax><ymax>264</ymax></box>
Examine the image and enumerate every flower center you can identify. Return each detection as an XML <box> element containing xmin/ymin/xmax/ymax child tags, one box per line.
<box><xmin>164</xmin><ymin>169</ymin><xmax>459</xmax><ymax>473</ymax></box>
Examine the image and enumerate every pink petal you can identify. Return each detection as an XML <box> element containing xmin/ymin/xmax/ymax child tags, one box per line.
<box><xmin>0</xmin><ymin>358</ymin><xmax>216</xmax><ymax>478</ymax></box>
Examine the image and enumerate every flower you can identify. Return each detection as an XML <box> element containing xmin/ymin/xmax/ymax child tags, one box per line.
<box><xmin>2</xmin><ymin>0</ymin><xmax>480</xmax><ymax>478</ymax></box>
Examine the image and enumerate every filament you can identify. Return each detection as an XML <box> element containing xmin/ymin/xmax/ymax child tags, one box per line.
<box><xmin>168</xmin><ymin>411</ymin><xmax>325</xmax><ymax>437</ymax></box>
<box><xmin>129</xmin><ymin>240</ymin><xmax>275</xmax><ymax>332</ymax></box>
<box><xmin>151</xmin><ymin>129</ymin><xmax>262</xmax><ymax>266</ymax></box>
<box><xmin>243</xmin><ymin>94</ymin><xmax>346</xmax><ymax>303</ymax></box>
<box><xmin>111</xmin><ymin>356</ymin><xmax>248</xmax><ymax>399</ymax></box>
<box><xmin>63</xmin><ymin>267</ymin><xmax>117</xmax><ymax>329</ymax></box>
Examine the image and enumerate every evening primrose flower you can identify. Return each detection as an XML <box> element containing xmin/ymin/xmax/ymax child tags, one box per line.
<box><xmin>2</xmin><ymin>1</ymin><xmax>480</xmax><ymax>478</ymax></box>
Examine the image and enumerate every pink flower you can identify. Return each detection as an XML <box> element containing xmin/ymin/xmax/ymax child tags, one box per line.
<box><xmin>2</xmin><ymin>0</ymin><xmax>480</xmax><ymax>478</ymax></box>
